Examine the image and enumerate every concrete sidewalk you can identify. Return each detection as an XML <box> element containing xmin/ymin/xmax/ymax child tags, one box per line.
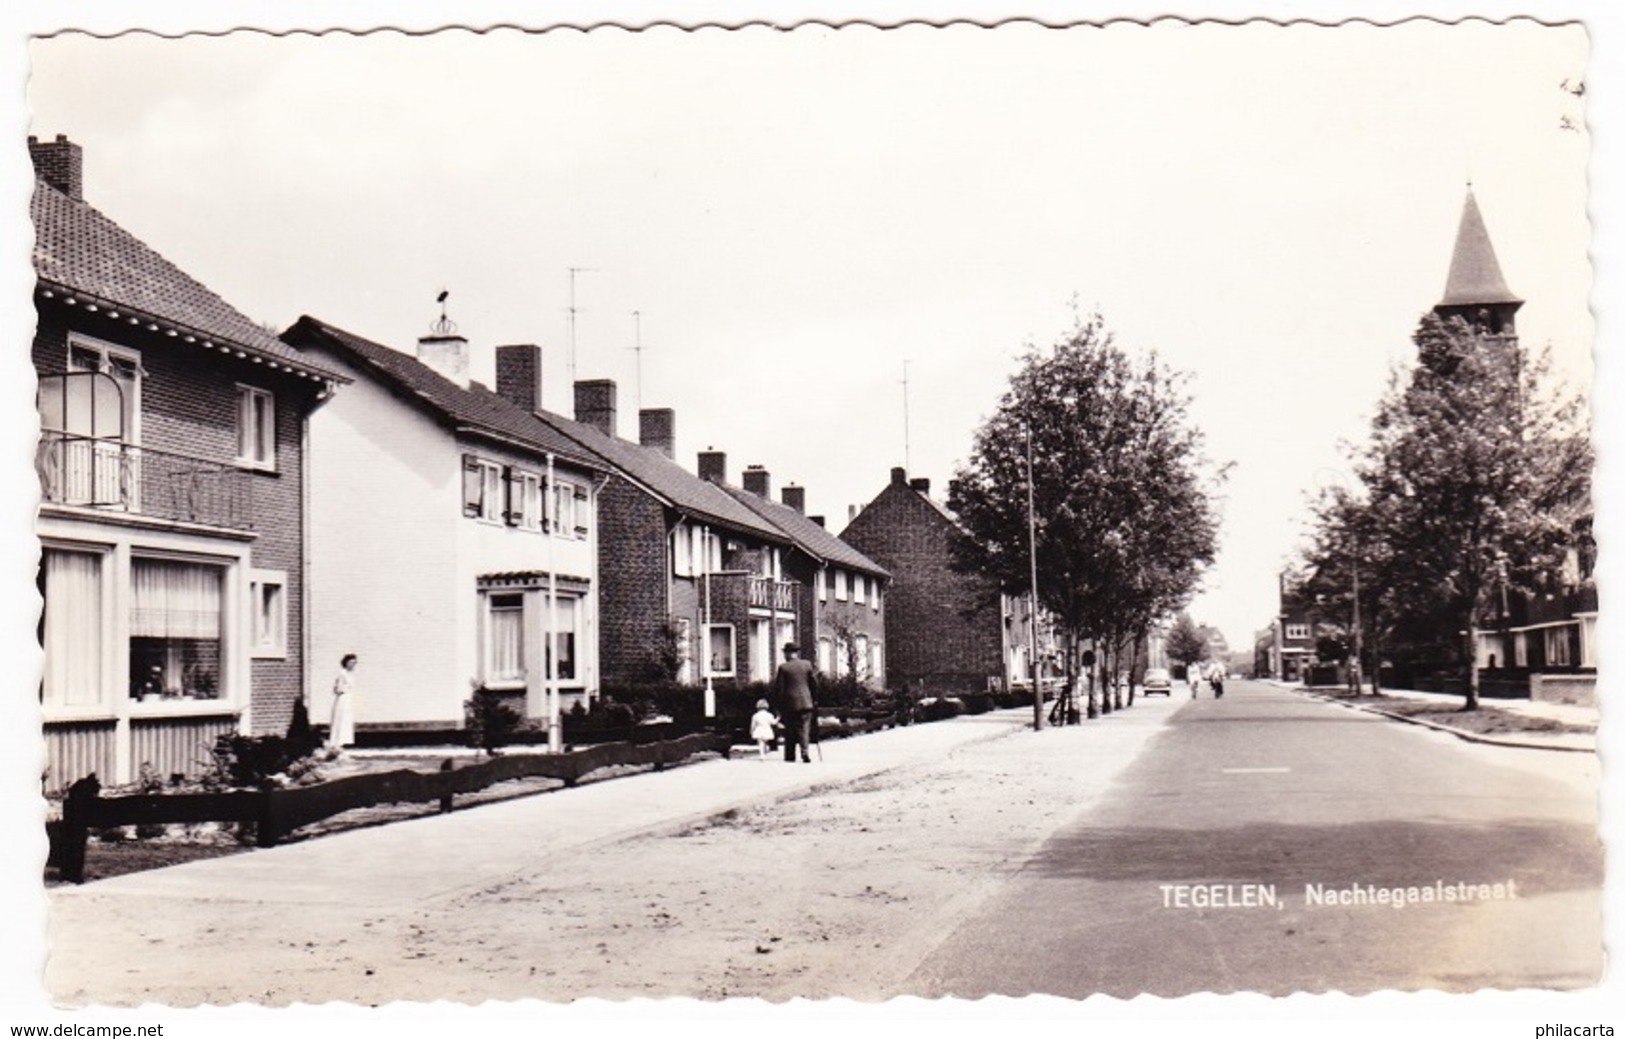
<box><xmin>51</xmin><ymin>710</ymin><xmax>1037</xmax><ymax>909</ymax></box>
<box><xmin>1280</xmin><ymin>682</ymin><xmax>1597</xmax><ymax>752</ymax></box>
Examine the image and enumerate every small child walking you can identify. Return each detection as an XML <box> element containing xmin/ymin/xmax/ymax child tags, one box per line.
<box><xmin>749</xmin><ymin>698</ymin><xmax>779</xmax><ymax>761</ymax></box>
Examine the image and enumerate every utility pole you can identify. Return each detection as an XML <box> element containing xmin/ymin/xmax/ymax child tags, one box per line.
<box><xmin>566</xmin><ymin>267</ymin><xmax>597</xmax><ymax>388</ymax></box>
<box><xmin>1026</xmin><ymin>422</ymin><xmax>1043</xmax><ymax>732</ymax></box>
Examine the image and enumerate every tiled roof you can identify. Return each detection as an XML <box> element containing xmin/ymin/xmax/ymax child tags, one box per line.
<box><xmin>717</xmin><ymin>483</ymin><xmax>889</xmax><ymax>577</ymax></box>
<box><xmin>31</xmin><ymin>179</ymin><xmax>342</xmax><ymax>382</ymax></box>
<box><xmin>532</xmin><ymin>415</ymin><xmax>791</xmax><ymax>544</ymax></box>
<box><xmin>1439</xmin><ymin>189</ymin><xmax>1522</xmax><ymax>307</ymax></box>
<box><xmin>281</xmin><ymin>316</ymin><xmax>603</xmax><ymax>471</ymax></box>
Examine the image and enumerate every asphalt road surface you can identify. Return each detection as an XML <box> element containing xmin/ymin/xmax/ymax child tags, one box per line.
<box><xmin>907</xmin><ymin>679</ymin><xmax>1603</xmax><ymax>998</ymax></box>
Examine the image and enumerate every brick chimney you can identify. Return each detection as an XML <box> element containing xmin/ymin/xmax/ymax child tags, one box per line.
<box><xmin>418</xmin><ymin>333</ymin><xmax>471</xmax><ymax>389</ymax></box>
<box><xmin>742</xmin><ymin>465</ymin><xmax>770</xmax><ymax>498</ymax></box>
<box><xmin>910</xmin><ymin>477</ymin><xmax>931</xmax><ymax>495</ymax></box>
<box><xmin>639</xmin><ymin>408</ymin><xmax>676</xmax><ymax>459</ymax></box>
<box><xmin>697</xmin><ymin>449</ymin><xmax>727</xmax><ymax>484</ymax></box>
<box><xmin>574</xmin><ymin>379</ymin><xmax>617</xmax><ymax>438</ymax></box>
<box><xmin>29</xmin><ymin>134</ymin><xmax>83</xmax><ymax>201</ymax></box>
<box><xmin>494</xmin><ymin>344</ymin><xmax>543</xmax><ymax>413</ymax></box>
<box><xmin>890</xmin><ymin>466</ymin><xmax>908</xmax><ymax>487</ymax></box>
<box><xmin>781</xmin><ymin>485</ymin><xmax>806</xmax><ymax>513</ymax></box>
<box><xmin>809</xmin><ymin>515</ymin><xmax>826</xmax><ymax>528</ymax></box>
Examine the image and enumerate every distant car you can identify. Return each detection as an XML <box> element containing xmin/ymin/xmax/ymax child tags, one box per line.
<box><xmin>1142</xmin><ymin>667</ymin><xmax>1173</xmax><ymax>696</ymax></box>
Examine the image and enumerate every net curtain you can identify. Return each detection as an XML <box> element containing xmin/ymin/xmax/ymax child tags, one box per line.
<box><xmin>131</xmin><ymin>558</ymin><xmax>223</xmax><ymax>640</ymax></box>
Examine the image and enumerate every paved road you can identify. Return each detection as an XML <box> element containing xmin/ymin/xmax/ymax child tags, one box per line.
<box><xmin>907</xmin><ymin>679</ymin><xmax>1603</xmax><ymax>997</ymax></box>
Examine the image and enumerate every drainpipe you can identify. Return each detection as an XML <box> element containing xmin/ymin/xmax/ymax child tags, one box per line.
<box><xmin>703</xmin><ymin>524</ymin><xmax>715</xmax><ymax>718</ymax></box>
<box><xmin>546</xmin><ymin>453</ymin><xmax>560</xmax><ymax>752</ymax></box>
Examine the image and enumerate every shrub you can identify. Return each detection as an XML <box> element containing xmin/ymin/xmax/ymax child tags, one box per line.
<box><xmin>917</xmin><ymin>697</ymin><xmax>966</xmax><ymax>723</ymax></box>
<box><xmin>134</xmin><ymin>764</ymin><xmax>167</xmax><ymax>839</ymax></box>
<box><xmin>208</xmin><ymin>730</ymin><xmax>325</xmax><ymax>791</ymax></box>
<box><xmin>465</xmin><ymin>688</ymin><xmax>524</xmax><ymax>754</ymax></box>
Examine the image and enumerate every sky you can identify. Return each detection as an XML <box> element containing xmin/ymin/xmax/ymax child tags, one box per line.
<box><xmin>17</xmin><ymin>16</ymin><xmax>1596</xmax><ymax>652</ymax></box>
<box><xmin>4</xmin><ymin>0</ymin><xmax>1621</xmax><ymax>1029</ymax></box>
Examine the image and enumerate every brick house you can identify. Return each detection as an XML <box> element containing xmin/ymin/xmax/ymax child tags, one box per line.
<box><xmin>841</xmin><ymin>467</ymin><xmax>1040</xmax><ymax>696</ymax></box>
<box><xmin>717</xmin><ymin>467</ymin><xmax>890</xmax><ymax>691</ymax></box>
<box><xmin>31</xmin><ymin>135</ymin><xmax>346</xmax><ymax>790</ymax></box>
<box><xmin>496</xmin><ymin>366</ymin><xmax>803</xmax><ymax>702</ymax></box>
<box><xmin>279</xmin><ymin>318</ymin><xmax>608</xmax><ymax>740</ymax></box>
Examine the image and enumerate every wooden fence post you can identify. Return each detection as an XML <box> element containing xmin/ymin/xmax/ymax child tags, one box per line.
<box><xmin>59</xmin><ymin>774</ymin><xmax>101</xmax><ymax>885</ymax></box>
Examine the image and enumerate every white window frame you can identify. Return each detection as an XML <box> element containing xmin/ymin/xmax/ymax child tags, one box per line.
<box><xmin>705</xmin><ymin>623</ymin><xmax>736</xmax><ymax>678</ymax></box>
<box><xmin>483</xmin><ymin>591</ymin><xmax>527</xmax><ymax>689</ymax></box>
<box><xmin>518</xmin><ymin>470</ymin><xmax>545</xmax><ymax>531</ymax></box>
<box><xmin>817</xmin><ymin>566</ymin><xmax>827</xmax><ymax>603</ymax></box>
<box><xmin>1285</xmin><ymin>623</ymin><xmax>1309</xmax><ymax>640</ymax></box>
<box><xmin>66</xmin><ymin>333</ymin><xmax>142</xmax><ymax>443</ymax></box>
<box><xmin>672</xmin><ymin>522</ymin><xmax>695</xmax><ymax>577</ymax></box>
<box><xmin>40</xmin><ymin>543</ymin><xmax>112</xmax><ymax>713</ymax></box>
<box><xmin>235</xmin><ymin>384</ymin><xmax>276</xmax><ymax>471</ymax></box>
<box><xmin>835</xmin><ymin>570</ymin><xmax>849</xmax><ymax>602</ymax></box>
<box><xmin>248</xmin><ymin>568</ymin><xmax>288</xmax><ymax>659</ymax></box>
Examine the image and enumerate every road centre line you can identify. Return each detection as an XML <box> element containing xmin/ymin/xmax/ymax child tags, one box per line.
<box><xmin>1221</xmin><ymin>767</ymin><xmax>1292</xmax><ymax>774</ymax></box>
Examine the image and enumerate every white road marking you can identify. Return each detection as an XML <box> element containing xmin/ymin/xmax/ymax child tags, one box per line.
<box><xmin>1221</xmin><ymin>767</ymin><xmax>1291</xmax><ymax>774</ymax></box>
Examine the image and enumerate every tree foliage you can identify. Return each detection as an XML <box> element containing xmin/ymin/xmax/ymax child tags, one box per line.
<box><xmin>1305</xmin><ymin>314</ymin><xmax>1591</xmax><ymax>707</ymax></box>
<box><xmin>948</xmin><ymin>314</ymin><xmax>1222</xmax><ymax>716</ymax></box>
<box><xmin>1163</xmin><ymin>612</ymin><xmax>1209</xmax><ymax>669</ymax></box>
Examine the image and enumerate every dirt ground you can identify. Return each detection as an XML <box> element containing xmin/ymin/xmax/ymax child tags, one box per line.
<box><xmin>53</xmin><ymin>717</ymin><xmax>1146</xmax><ymax>1006</ymax></box>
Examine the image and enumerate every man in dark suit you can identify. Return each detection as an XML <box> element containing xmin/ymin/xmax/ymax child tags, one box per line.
<box><xmin>772</xmin><ymin>643</ymin><xmax>820</xmax><ymax>763</ymax></box>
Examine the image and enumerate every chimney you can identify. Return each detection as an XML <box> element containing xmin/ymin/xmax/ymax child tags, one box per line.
<box><xmin>494</xmin><ymin>344</ymin><xmax>543</xmax><ymax>413</ymax></box>
<box><xmin>418</xmin><ymin>333</ymin><xmax>471</xmax><ymax>389</ymax></box>
<box><xmin>697</xmin><ymin>449</ymin><xmax>727</xmax><ymax>484</ymax></box>
<box><xmin>809</xmin><ymin>515</ymin><xmax>826</xmax><ymax>528</ymax></box>
<box><xmin>742</xmin><ymin>465</ymin><xmax>771</xmax><ymax>498</ymax></box>
<box><xmin>910</xmin><ymin>477</ymin><xmax>931</xmax><ymax>495</ymax></box>
<box><xmin>574</xmin><ymin>379</ymin><xmax>617</xmax><ymax>438</ymax></box>
<box><xmin>781</xmin><ymin>485</ymin><xmax>806</xmax><ymax>513</ymax></box>
<box><xmin>28</xmin><ymin>134</ymin><xmax>83</xmax><ymax>201</ymax></box>
<box><xmin>848</xmin><ymin>504</ymin><xmax>859</xmax><ymax>523</ymax></box>
<box><xmin>639</xmin><ymin>408</ymin><xmax>676</xmax><ymax>459</ymax></box>
<box><xmin>890</xmin><ymin>466</ymin><xmax>908</xmax><ymax>487</ymax></box>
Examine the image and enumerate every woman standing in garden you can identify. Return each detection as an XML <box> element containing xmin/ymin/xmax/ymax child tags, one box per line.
<box><xmin>330</xmin><ymin>653</ymin><xmax>359</xmax><ymax>751</ymax></box>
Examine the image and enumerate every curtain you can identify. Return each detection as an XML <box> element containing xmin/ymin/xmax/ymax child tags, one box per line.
<box><xmin>488</xmin><ymin>597</ymin><xmax>524</xmax><ymax>682</ymax></box>
<box><xmin>44</xmin><ymin>550</ymin><xmax>103</xmax><ymax>707</ymax></box>
<box><xmin>131</xmin><ymin>559</ymin><xmax>222</xmax><ymax>639</ymax></box>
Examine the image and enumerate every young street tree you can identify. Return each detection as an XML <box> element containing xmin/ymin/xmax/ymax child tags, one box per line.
<box><xmin>949</xmin><ymin>314</ymin><xmax>1221</xmax><ymax>720</ymax></box>
<box><xmin>1163</xmin><ymin>612</ymin><xmax>1210</xmax><ymax>676</ymax></box>
<box><xmin>1316</xmin><ymin>314</ymin><xmax>1590</xmax><ymax>710</ymax></box>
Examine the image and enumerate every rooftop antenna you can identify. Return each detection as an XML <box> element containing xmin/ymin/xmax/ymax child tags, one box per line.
<box><xmin>431</xmin><ymin>288</ymin><xmax>456</xmax><ymax>335</ymax></box>
<box><xmin>566</xmin><ymin>267</ymin><xmax>597</xmax><ymax>386</ymax></box>
<box><xmin>628</xmin><ymin>310</ymin><xmax>646</xmax><ymax>411</ymax></box>
<box><xmin>901</xmin><ymin>359</ymin><xmax>912</xmax><ymax>472</ymax></box>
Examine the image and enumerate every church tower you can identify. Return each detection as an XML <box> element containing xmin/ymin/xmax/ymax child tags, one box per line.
<box><xmin>1433</xmin><ymin>187</ymin><xmax>1522</xmax><ymax>342</ymax></box>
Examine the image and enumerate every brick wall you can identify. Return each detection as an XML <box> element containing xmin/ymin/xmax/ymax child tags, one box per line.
<box><xmin>595</xmin><ymin>476</ymin><xmax>674</xmax><ymax>686</ymax></box>
<box><xmin>842</xmin><ymin>481</ymin><xmax>1001</xmax><ymax>695</ymax></box>
<box><xmin>34</xmin><ymin>304</ymin><xmax>322</xmax><ymax>733</ymax></box>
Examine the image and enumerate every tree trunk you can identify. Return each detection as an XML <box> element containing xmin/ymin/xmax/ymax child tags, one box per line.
<box><xmin>1128</xmin><ymin>628</ymin><xmax>1144</xmax><ymax>706</ymax></box>
<box><xmin>1465</xmin><ymin>620</ymin><xmax>1481</xmax><ymax>711</ymax></box>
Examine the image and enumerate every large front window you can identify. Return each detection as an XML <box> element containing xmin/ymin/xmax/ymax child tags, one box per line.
<box><xmin>129</xmin><ymin>558</ymin><xmax>224</xmax><ymax>701</ymax></box>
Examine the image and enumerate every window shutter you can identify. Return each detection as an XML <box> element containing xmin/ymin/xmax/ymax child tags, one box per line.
<box><xmin>462</xmin><ymin>455</ymin><xmax>482</xmax><ymax>517</ymax></box>
<box><xmin>503</xmin><ymin>466</ymin><xmax>521</xmax><ymax>525</ymax></box>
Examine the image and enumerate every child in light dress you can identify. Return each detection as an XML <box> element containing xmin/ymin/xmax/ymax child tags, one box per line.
<box><xmin>749</xmin><ymin>698</ymin><xmax>779</xmax><ymax>760</ymax></box>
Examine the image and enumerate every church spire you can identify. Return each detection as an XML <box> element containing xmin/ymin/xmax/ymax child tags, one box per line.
<box><xmin>1434</xmin><ymin>187</ymin><xmax>1522</xmax><ymax>338</ymax></box>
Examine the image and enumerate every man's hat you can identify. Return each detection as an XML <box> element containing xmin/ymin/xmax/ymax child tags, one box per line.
<box><xmin>783</xmin><ymin>642</ymin><xmax>800</xmax><ymax>653</ymax></box>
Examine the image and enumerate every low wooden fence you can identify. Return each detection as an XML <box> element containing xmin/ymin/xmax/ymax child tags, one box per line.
<box><xmin>48</xmin><ymin>731</ymin><xmax>731</xmax><ymax>884</ymax></box>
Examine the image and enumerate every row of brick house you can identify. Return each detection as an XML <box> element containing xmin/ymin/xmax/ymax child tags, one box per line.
<box><xmin>33</xmin><ymin>135</ymin><xmax>1044</xmax><ymax>790</ymax></box>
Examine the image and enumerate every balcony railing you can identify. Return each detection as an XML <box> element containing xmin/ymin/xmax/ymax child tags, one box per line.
<box><xmin>36</xmin><ymin>431</ymin><xmax>254</xmax><ymax>531</ymax></box>
<box><xmin>748</xmin><ymin>576</ymin><xmax>798</xmax><ymax>611</ymax></box>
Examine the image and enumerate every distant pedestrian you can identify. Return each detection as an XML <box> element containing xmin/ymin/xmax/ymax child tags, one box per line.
<box><xmin>749</xmin><ymin>698</ymin><xmax>780</xmax><ymax>761</ymax></box>
<box><xmin>1208</xmin><ymin>662</ymin><xmax>1225</xmax><ymax>699</ymax></box>
<box><xmin>772</xmin><ymin>643</ymin><xmax>820</xmax><ymax>764</ymax></box>
<box><xmin>1189</xmin><ymin>667</ymin><xmax>1201</xmax><ymax>699</ymax></box>
<box><xmin>330</xmin><ymin>653</ymin><xmax>358</xmax><ymax>751</ymax></box>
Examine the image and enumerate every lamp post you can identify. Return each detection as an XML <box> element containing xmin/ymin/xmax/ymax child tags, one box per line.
<box><xmin>1025</xmin><ymin>422</ymin><xmax>1043</xmax><ymax>732</ymax></box>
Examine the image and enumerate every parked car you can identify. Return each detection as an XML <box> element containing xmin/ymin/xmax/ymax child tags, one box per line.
<box><xmin>1142</xmin><ymin>667</ymin><xmax>1173</xmax><ymax>696</ymax></box>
